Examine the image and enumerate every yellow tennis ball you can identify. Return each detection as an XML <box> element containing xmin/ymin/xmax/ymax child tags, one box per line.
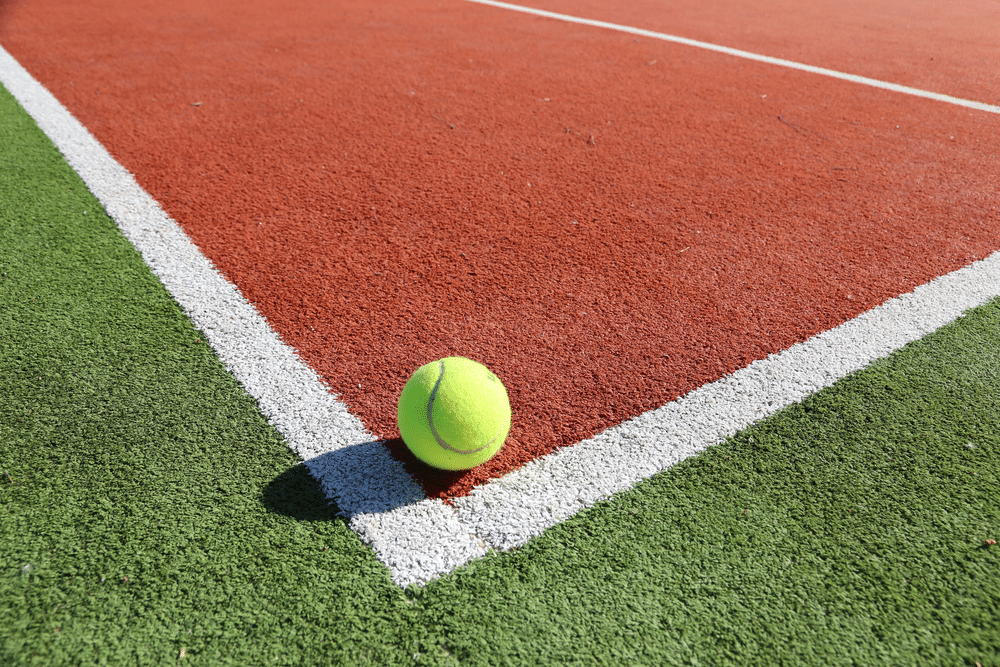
<box><xmin>397</xmin><ymin>356</ymin><xmax>511</xmax><ymax>470</ymax></box>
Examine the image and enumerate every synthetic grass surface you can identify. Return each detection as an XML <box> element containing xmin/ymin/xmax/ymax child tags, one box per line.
<box><xmin>2</xmin><ymin>83</ymin><xmax>999</xmax><ymax>666</ymax></box>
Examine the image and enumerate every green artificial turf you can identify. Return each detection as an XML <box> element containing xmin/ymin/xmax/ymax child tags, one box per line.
<box><xmin>2</xmin><ymin>82</ymin><xmax>999</xmax><ymax>666</ymax></box>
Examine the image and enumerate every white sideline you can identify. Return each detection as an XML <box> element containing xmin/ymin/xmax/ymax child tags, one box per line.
<box><xmin>3</xmin><ymin>38</ymin><xmax>999</xmax><ymax>587</ymax></box>
<box><xmin>464</xmin><ymin>0</ymin><xmax>1000</xmax><ymax>116</ymax></box>
<box><xmin>0</xmin><ymin>45</ymin><xmax>483</xmax><ymax>581</ymax></box>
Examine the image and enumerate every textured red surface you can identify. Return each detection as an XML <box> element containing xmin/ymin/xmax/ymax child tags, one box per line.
<box><xmin>3</xmin><ymin>0</ymin><xmax>998</xmax><ymax>498</ymax></box>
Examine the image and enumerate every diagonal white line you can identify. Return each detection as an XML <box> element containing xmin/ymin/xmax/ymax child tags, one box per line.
<box><xmin>453</xmin><ymin>256</ymin><xmax>1000</xmax><ymax>550</ymax></box>
<box><xmin>465</xmin><ymin>0</ymin><xmax>1000</xmax><ymax>115</ymax></box>
<box><xmin>0</xmin><ymin>43</ymin><xmax>488</xmax><ymax>580</ymax></box>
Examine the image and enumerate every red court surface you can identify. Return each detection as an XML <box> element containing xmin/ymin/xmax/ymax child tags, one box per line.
<box><xmin>2</xmin><ymin>0</ymin><xmax>998</xmax><ymax>498</ymax></box>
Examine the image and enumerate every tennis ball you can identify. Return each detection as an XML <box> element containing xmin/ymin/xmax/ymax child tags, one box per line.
<box><xmin>397</xmin><ymin>356</ymin><xmax>511</xmax><ymax>470</ymax></box>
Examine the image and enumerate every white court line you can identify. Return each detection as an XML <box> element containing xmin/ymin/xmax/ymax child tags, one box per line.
<box><xmin>466</xmin><ymin>0</ymin><xmax>1000</xmax><ymax>115</ymax></box>
<box><xmin>3</xmin><ymin>37</ymin><xmax>1000</xmax><ymax>588</ymax></box>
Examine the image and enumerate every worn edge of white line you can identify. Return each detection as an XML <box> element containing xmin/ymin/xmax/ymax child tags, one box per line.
<box><xmin>4</xmin><ymin>42</ymin><xmax>1000</xmax><ymax>587</ymax></box>
<box><xmin>464</xmin><ymin>0</ymin><xmax>1000</xmax><ymax>115</ymax></box>
<box><xmin>0</xmin><ymin>44</ymin><xmax>491</xmax><ymax>584</ymax></box>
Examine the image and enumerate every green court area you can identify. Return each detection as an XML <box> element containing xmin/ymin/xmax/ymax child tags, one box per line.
<box><xmin>1</xmin><ymin>84</ymin><xmax>998</xmax><ymax>666</ymax></box>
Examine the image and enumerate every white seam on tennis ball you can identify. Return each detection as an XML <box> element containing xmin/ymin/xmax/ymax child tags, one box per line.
<box><xmin>426</xmin><ymin>360</ymin><xmax>452</xmax><ymax>450</ymax></box>
<box><xmin>426</xmin><ymin>359</ymin><xmax>504</xmax><ymax>455</ymax></box>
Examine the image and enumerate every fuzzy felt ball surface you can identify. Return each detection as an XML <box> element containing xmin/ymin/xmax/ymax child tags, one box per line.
<box><xmin>397</xmin><ymin>356</ymin><xmax>511</xmax><ymax>470</ymax></box>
